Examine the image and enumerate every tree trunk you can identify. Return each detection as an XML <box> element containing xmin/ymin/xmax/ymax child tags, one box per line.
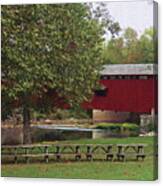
<box><xmin>23</xmin><ymin>106</ymin><xmax>31</xmax><ymax>144</ymax></box>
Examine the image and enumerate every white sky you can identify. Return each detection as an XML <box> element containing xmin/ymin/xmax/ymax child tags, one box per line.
<box><xmin>105</xmin><ymin>0</ymin><xmax>154</xmax><ymax>37</ymax></box>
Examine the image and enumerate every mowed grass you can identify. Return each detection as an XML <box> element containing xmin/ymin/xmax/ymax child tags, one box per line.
<box><xmin>47</xmin><ymin>136</ymin><xmax>155</xmax><ymax>145</ymax></box>
<box><xmin>1</xmin><ymin>157</ymin><xmax>156</xmax><ymax>180</ymax></box>
<box><xmin>1</xmin><ymin>136</ymin><xmax>158</xmax><ymax>180</ymax></box>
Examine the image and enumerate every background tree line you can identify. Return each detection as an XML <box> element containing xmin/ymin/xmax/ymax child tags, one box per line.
<box><xmin>103</xmin><ymin>27</ymin><xmax>157</xmax><ymax>64</ymax></box>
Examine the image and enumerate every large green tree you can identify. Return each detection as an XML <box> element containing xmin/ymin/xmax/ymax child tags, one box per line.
<box><xmin>2</xmin><ymin>4</ymin><xmax>120</xmax><ymax>143</ymax></box>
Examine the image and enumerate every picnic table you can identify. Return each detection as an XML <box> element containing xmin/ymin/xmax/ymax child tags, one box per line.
<box><xmin>1</xmin><ymin>143</ymin><xmax>147</xmax><ymax>163</ymax></box>
<box><xmin>116</xmin><ymin>144</ymin><xmax>146</xmax><ymax>161</ymax></box>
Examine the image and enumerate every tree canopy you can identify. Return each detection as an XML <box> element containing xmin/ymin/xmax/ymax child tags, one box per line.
<box><xmin>2</xmin><ymin>3</ymin><xmax>120</xmax><ymax>143</ymax></box>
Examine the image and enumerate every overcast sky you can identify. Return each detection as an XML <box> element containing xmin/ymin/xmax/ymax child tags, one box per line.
<box><xmin>105</xmin><ymin>0</ymin><xmax>154</xmax><ymax>37</ymax></box>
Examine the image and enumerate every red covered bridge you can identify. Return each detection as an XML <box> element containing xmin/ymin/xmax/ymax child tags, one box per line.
<box><xmin>83</xmin><ymin>64</ymin><xmax>157</xmax><ymax>114</ymax></box>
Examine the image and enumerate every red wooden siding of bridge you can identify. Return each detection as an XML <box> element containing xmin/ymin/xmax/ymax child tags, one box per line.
<box><xmin>83</xmin><ymin>76</ymin><xmax>157</xmax><ymax>114</ymax></box>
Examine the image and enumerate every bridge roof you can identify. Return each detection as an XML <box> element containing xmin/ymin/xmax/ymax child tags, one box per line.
<box><xmin>100</xmin><ymin>64</ymin><xmax>158</xmax><ymax>75</ymax></box>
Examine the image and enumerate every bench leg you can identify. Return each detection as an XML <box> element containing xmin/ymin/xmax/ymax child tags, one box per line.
<box><xmin>86</xmin><ymin>154</ymin><xmax>93</xmax><ymax>161</ymax></box>
<box><xmin>136</xmin><ymin>155</ymin><xmax>145</xmax><ymax>161</ymax></box>
<box><xmin>56</xmin><ymin>154</ymin><xmax>61</xmax><ymax>161</ymax></box>
<box><xmin>45</xmin><ymin>155</ymin><xmax>49</xmax><ymax>163</ymax></box>
<box><xmin>26</xmin><ymin>156</ymin><xmax>30</xmax><ymax>164</ymax></box>
<box><xmin>75</xmin><ymin>154</ymin><xmax>81</xmax><ymax>161</ymax></box>
<box><xmin>14</xmin><ymin>156</ymin><xmax>18</xmax><ymax>164</ymax></box>
<box><xmin>117</xmin><ymin>154</ymin><xmax>125</xmax><ymax>161</ymax></box>
<box><xmin>106</xmin><ymin>154</ymin><xmax>114</xmax><ymax>161</ymax></box>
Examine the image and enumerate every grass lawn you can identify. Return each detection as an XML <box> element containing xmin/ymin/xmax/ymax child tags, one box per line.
<box><xmin>1</xmin><ymin>136</ymin><xmax>157</xmax><ymax>180</ymax></box>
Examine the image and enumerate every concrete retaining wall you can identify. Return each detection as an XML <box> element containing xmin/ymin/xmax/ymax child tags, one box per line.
<box><xmin>93</xmin><ymin>110</ymin><xmax>139</xmax><ymax>123</ymax></box>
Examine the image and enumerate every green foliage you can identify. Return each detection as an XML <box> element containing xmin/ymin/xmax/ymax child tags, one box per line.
<box><xmin>67</xmin><ymin>106</ymin><xmax>91</xmax><ymax>119</ymax></box>
<box><xmin>32</xmin><ymin>112</ymin><xmax>47</xmax><ymax>120</ymax></box>
<box><xmin>32</xmin><ymin>107</ymin><xmax>91</xmax><ymax>120</ymax></box>
<box><xmin>95</xmin><ymin>122</ymin><xmax>139</xmax><ymax>136</ymax></box>
<box><xmin>2</xmin><ymin>3</ymin><xmax>120</xmax><ymax>118</ymax></box>
<box><xmin>122</xmin><ymin>123</ymin><xmax>139</xmax><ymax>132</ymax></box>
<box><xmin>138</xmin><ymin>28</ymin><xmax>157</xmax><ymax>64</ymax></box>
<box><xmin>1</xmin><ymin>93</ymin><xmax>13</xmax><ymax>120</ymax></box>
<box><xmin>49</xmin><ymin>109</ymin><xmax>70</xmax><ymax>120</ymax></box>
<box><xmin>103</xmin><ymin>27</ymin><xmax>157</xmax><ymax>64</ymax></box>
<box><xmin>95</xmin><ymin>123</ymin><xmax>122</xmax><ymax>131</ymax></box>
<box><xmin>1</xmin><ymin>4</ymin><xmax>97</xmax><ymax>104</ymax></box>
<box><xmin>147</xmin><ymin>122</ymin><xmax>155</xmax><ymax>132</ymax></box>
<box><xmin>123</xmin><ymin>27</ymin><xmax>138</xmax><ymax>46</ymax></box>
<box><xmin>121</xmin><ymin>123</ymin><xmax>140</xmax><ymax>136</ymax></box>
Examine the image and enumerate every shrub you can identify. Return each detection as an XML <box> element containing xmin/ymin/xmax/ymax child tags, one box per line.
<box><xmin>95</xmin><ymin>123</ymin><xmax>122</xmax><ymax>132</ymax></box>
<box><xmin>49</xmin><ymin>109</ymin><xmax>70</xmax><ymax>120</ymax></box>
<box><xmin>95</xmin><ymin>122</ymin><xmax>139</xmax><ymax>137</ymax></box>
<box><xmin>33</xmin><ymin>112</ymin><xmax>47</xmax><ymax>120</ymax></box>
<box><xmin>122</xmin><ymin>123</ymin><xmax>139</xmax><ymax>137</ymax></box>
<box><xmin>68</xmin><ymin>107</ymin><xmax>91</xmax><ymax>119</ymax></box>
<box><xmin>122</xmin><ymin>123</ymin><xmax>139</xmax><ymax>132</ymax></box>
<box><xmin>32</xmin><ymin>107</ymin><xmax>91</xmax><ymax>121</ymax></box>
<box><xmin>147</xmin><ymin>122</ymin><xmax>155</xmax><ymax>132</ymax></box>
